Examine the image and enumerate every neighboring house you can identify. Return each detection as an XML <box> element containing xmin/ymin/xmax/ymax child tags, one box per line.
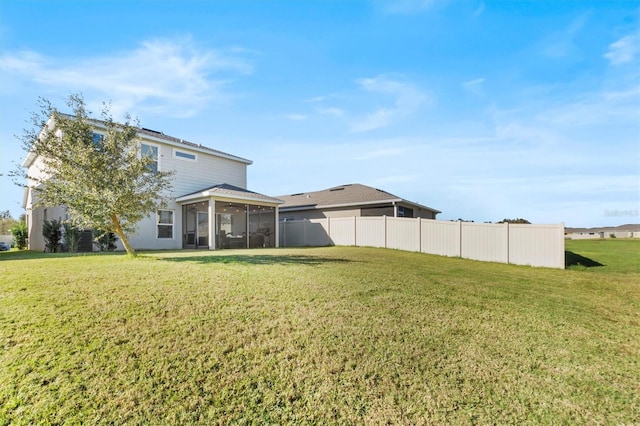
<box><xmin>277</xmin><ymin>183</ymin><xmax>440</xmax><ymax>221</ymax></box>
<box><xmin>565</xmin><ymin>224</ymin><xmax>640</xmax><ymax>240</ymax></box>
<box><xmin>22</xmin><ymin>121</ymin><xmax>283</xmax><ymax>251</ymax></box>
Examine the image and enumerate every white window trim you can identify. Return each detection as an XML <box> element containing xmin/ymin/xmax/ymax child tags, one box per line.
<box><xmin>172</xmin><ymin>148</ymin><xmax>197</xmax><ymax>162</ymax></box>
<box><xmin>157</xmin><ymin>209</ymin><xmax>174</xmax><ymax>239</ymax></box>
<box><xmin>140</xmin><ymin>141</ymin><xmax>161</xmax><ymax>172</ymax></box>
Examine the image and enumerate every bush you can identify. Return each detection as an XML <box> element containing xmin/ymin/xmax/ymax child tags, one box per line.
<box><xmin>63</xmin><ymin>223</ymin><xmax>82</xmax><ymax>252</ymax></box>
<box><xmin>42</xmin><ymin>219</ymin><xmax>63</xmax><ymax>253</ymax></box>
<box><xmin>93</xmin><ymin>230</ymin><xmax>118</xmax><ymax>252</ymax></box>
<box><xmin>10</xmin><ymin>221</ymin><xmax>28</xmax><ymax>250</ymax></box>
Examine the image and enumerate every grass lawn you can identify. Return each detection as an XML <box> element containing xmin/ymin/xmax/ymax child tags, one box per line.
<box><xmin>1</xmin><ymin>240</ymin><xmax>639</xmax><ymax>424</ymax></box>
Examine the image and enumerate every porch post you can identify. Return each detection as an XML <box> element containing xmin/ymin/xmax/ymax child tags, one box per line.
<box><xmin>208</xmin><ymin>199</ymin><xmax>216</xmax><ymax>250</ymax></box>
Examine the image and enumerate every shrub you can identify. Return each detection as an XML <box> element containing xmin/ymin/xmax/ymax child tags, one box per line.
<box><xmin>93</xmin><ymin>230</ymin><xmax>118</xmax><ymax>252</ymax></box>
<box><xmin>42</xmin><ymin>219</ymin><xmax>63</xmax><ymax>253</ymax></box>
<box><xmin>9</xmin><ymin>221</ymin><xmax>28</xmax><ymax>250</ymax></box>
<box><xmin>63</xmin><ymin>223</ymin><xmax>82</xmax><ymax>253</ymax></box>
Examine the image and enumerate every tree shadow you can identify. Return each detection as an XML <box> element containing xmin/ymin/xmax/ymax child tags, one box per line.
<box><xmin>158</xmin><ymin>253</ymin><xmax>352</xmax><ymax>266</ymax></box>
<box><xmin>565</xmin><ymin>251</ymin><xmax>604</xmax><ymax>268</ymax></box>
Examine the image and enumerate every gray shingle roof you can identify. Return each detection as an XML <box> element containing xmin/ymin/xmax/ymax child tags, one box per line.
<box><xmin>178</xmin><ymin>183</ymin><xmax>283</xmax><ymax>204</ymax></box>
<box><xmin>277</xmin><ymin>183</ymin><xmax>440</xmax><ymax>213</ymax></box>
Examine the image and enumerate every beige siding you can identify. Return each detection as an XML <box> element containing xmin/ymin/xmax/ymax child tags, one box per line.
<box><xmin>158</xmin><ymin>143</ymin><xmax>247</xmax><ymax>196</ymax></box>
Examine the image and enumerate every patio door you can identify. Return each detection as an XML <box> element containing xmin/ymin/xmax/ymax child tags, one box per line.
<box><xmin>183</xmin><ymin>202</ymin><xmax>209</xmax><ymax>249</ymax></box>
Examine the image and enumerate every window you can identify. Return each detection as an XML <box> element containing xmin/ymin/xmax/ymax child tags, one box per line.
<box><xmin>92</xmin><ymin>132</ymin><xmax>104</xmax><ymax>145</ymax></box>
<box><xmin>157</xmin><ymin>210</ymin><xmax>174</xmax><ymax>238</ymax></box>
<box><xmin>141</xmin><ymin>143</ymin><xmax>159</xmax><ymax>173</ymax></box>
<box><xmin>173</xmin><ymin>149</ymin><xmax>197</xmax><ymax>161</ymax></box>
<box><xmin>398</xmin><ymin>206</ymin><xmax>414</xmax><ymax>218</ymax></box>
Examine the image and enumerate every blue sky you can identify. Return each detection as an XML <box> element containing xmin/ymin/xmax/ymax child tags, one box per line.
<box><xmin>1</xmin><ymin>0</ymin><xmax>638</xmax><ymax>227</ymax></box>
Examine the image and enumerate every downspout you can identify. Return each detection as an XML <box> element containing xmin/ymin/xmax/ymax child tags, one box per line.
<box><xmin>393</xmin><ymin>201</ymin><xmax>398</xmax><ymax>217</ymax></box>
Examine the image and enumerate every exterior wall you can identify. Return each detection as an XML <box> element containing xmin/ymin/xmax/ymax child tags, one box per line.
<box><xmin>281</xmin><ymin>204</ymin><xmax>438</xmax><ymax>220</ymax></box>
<box><xmin>121</xmin><ymin>200</ymin><xmax>183</xmax><ymax>250</ymax></box>
<box><xmin>280</xmin><ymin>208</ymin><xmax>362</xmax><ymax>221</ymax></box>
<box><xmin>280</xmin><ymin>217</ymin><xmax>565</xmax><ymax>269</ymax></box>
<box><xmin>24</xmin><ymin>133</ymin><xmax>250</xmax><ymax>251</ymax></box>
<box><xmin>26</xmin><ymin>205</ymin><xmax>67</xmax><ymax>252</ymax></box>
<box><xmin>157</xmin><ymin>142</ymin><xmax>247</xmax><ymax>196</ymax></box>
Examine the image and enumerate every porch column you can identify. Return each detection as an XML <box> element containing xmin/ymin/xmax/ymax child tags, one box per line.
<box><xmin>208</xmin><ymin>199</ymin><xmax>216</xmax><ymax>250</ymax></box>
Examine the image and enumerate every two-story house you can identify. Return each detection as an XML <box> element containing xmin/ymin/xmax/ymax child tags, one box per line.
<box><xmin>22</xmin><ymin>119</ymin><xmax>283</xmax><ymax>252</ymax></box>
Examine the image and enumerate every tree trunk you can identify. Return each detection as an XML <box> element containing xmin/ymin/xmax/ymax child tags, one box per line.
<box><xmin>111</xmin><ymin>213</ymin><xmax>136</xmax><ymax>256</ymax></box>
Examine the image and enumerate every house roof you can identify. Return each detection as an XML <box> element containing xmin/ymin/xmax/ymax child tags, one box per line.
<box><xmin>176</xmin><ymin>183</ymin><xmax>284</xmax><ymax>205</ymax></box>
<box><xmin>22</xmin><ymin>114</ymin><xmax>252</xmax><ymax>167</ymax></box>
<box><xmin>277</xmin><ymin>183</ymin><xmax>441</xmax><ymax>213</ymax></box>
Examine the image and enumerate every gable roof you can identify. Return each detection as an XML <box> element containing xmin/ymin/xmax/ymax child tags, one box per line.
<box><xmin>177</xmin><ymin>183</ymin><xmax>283</xmax><ymax>205</ymax></box>
<box><xmin>277</xmin><ymin>183</ymin><xmax>440</xmax><ymax>213</ymax></box>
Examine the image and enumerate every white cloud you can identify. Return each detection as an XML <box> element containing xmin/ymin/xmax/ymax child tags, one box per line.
<box><xmin>0</xmin><ymin>37</ymin><xmax>252</xmax><ymax>118</ymax></box>
<box><xmin>380</xmin><ymin>0</ymin><xmax>442</xmax><ymax>14</ymax></box>
<box><xmin>462</xmin><ymin>77</ymin><xmax>485</xmax><ymax>95</ymax></box>
<box><xmin>604</xmin><ymin>35</ymin><xmax>639</xmax><ymax>65</ymax></box>
<box><xmin>350</xmin><ymin>75</ymin><xmax>429</xmax><ymax>132</ymax></box>
<box><xmin>317</xmin><ymin>107</ymin><xmax>345</xmax><ymax>117</ymax></box>
<box><xmin>284</xmin><ymin>113</ymin><xmax>307</xmax><ymax>121</ymax></box>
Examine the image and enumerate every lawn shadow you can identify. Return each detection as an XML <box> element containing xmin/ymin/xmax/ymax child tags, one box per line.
<box><xmin>158</xmin><ymin>253</ymin><xmax>352</xmax><ymax>266</ymax></box>
<box><xmin>565</xmin><ymin>251</ymin><xmax>604</xmax><ymax>268</ymax></box>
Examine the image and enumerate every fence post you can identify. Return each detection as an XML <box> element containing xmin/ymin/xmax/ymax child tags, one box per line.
<box><xmin>506</xmin><ymin>222</ymin><xmax>510</xmax><ymax>265</ymax></box>
<box><xmin>418</xmin><ymin>217</ymin><xmax>421</xmax><ymax>253</ymax></box>
<box><xmin>384</xmin><ymin>215</ymin><xmax>388</xmax><ymax>249</ymax></box>
<box><xmin>459</xmin><ymin>220</ymin><xmax>463</xmax><ymax>258</ymax></box>
<box><xmin>353</xmin><ymin>216</ymin><xmax>357</xmax><ymax>246</ymax></box>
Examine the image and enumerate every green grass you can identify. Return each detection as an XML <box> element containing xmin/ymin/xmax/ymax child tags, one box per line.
<box><xmin>1</xmin><ymin>240</ymin><xmax>639</xmax><ymax>424</ymax></box>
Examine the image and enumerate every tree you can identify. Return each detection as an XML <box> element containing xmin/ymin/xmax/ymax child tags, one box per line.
<box><xmin>10</xmin><ymin>221</ymin><xmax>27</xmax><ymax>250</ymax></box>
<box><xmin>0</xmin><ymin>211</ymin><xmax>18</xmax><ymax>235</ymax></box>
<box><xmin>498</xmin><ymin>218</ymin><xmax>531</xmax><ymax>224</ymax></box>
<box><xmin>18</xmin><ymin>94</ymin><xmax>174</xmax><ymax>256</ymax></box>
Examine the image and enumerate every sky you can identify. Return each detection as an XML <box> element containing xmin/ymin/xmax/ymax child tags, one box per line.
<box><xmin>0</xmin><ymin>0</ymin><xmax>638</xmax><ymax>228</ymax></box>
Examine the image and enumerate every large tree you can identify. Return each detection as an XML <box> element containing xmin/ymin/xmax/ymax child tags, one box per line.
<box><xmin>19</xmin><ymin>94</ymin><xmax>174</xmax><ymax>255</ymax></box>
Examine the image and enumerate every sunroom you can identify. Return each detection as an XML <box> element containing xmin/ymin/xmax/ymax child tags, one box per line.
<box><xmin>175</xmin><ymin>184</ymin><xmax>283</xmax><ymax>250</ymax></box>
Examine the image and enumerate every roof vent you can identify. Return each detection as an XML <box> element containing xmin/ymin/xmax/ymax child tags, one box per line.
<box><xmin>329</xmin><ymin>187</ymin><xmax>345</xmax><ymax>192</ymax></box>
<box><xmin>141</xmin><ymin>127</ymin><xmax>163</xmax><ymax>135</ymax></box>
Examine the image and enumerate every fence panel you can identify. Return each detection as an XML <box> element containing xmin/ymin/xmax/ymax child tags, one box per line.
<box><xmin>461</xmin><ymin>222</ymin><xmax>509</xmax><ymax>263</ymax></box>
<box><xmin>279</xmin><ymin>217</ymin><xmax>564</xmax><ymax>269</ymax></box>
<box><xmin>304</xmin><ymin>219</ymin><xmax>332</xmax><ymax>246</ymax></box>
<box><xmin>420</xmin><ymin>219</ymin><xmax>461</xmax><ymax>257</ymax></box>
<box><xmin>355</xmin><ymin>217</ymin><xmax>386</xmax><ymax>248</ymax></box>
<box><xmin>328</xmin><ymin>217</ymin><xmax>357</xmax><ymax>246</ymax></box>
<box><xmin>387</xmin><ymin>217</ymin><xmax>420</xmax><ymax>252</ymax></box>
<box><xmin>509</xmin><ymin>223</ymin><xmax>565</xmax><ymax>268</ymax></box>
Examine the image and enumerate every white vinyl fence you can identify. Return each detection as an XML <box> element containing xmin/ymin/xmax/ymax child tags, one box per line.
<box><xmin>279</xmin><ymin>217</ymin><xmax>565</xmax><ymax>269</ymax></box>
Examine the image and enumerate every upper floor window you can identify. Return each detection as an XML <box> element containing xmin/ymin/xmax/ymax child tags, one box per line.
<box><xmin>173</xmin><ymin>149</ymin><xmax>197</xmax><ymax>162</ymax></box>
<box><xmin>92</xmin><ymin>132</ymin><xmax>104</xmax><ymax>146</ymax></box>
<box><xmin>141</xmin><ymin>143</ymin><xmax>159</xmax><ymax>173</ymax></box>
